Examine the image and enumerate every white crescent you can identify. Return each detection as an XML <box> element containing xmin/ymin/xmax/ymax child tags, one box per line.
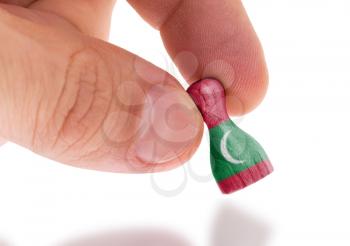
<box><xmin>220</xmin><ymin>130</ymin><xmax>244</xmax><ymax>165</ymax></box>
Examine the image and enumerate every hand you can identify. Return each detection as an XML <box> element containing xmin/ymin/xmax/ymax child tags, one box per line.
<box><xmin>0</xmin><ymin>0</ymin><xmax>268</xmax><ymax>173</ymax></box>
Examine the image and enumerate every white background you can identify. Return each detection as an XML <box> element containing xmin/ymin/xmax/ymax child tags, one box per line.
<box><xmin>1</xmin><ymin>0</ymin><xmax>350</xmax><ymax>245</ymax></box>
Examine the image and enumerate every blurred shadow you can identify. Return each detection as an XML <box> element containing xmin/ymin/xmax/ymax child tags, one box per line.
<box><xmin>211</xmin><ymin>202</ymin><xmax>272</xmax><ymax>246</ymax></box>
<box><xmin>57</xmin><ymin>228</ymin><xmax>192</xmax><ymax>246</ymax></box>
<box><xmin>56</xmin><ymin>203</ymin><xmax>271</xmax><ymax>246</ymax></box>
<box><xmin>0</xmin><ymin>239</ymin><xmax>11</xmax><ymax>246</ymax></box>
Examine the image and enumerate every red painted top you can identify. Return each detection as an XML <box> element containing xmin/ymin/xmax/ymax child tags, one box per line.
<box><xmin>187</xmin><ymin>78</ymin><xmax>229</xmax><ymax>129</ymax></box>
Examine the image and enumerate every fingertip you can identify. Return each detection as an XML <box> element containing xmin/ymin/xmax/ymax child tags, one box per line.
<box><xmin>156</xmin><ymin>0</ymin><xmax>269</xmax><ymax>116</ymax></box>
<box><xmin>226</xmin><ymin>56</ymin><xmax>269</xmax><ymax>116</ymax></box>
<box><xmin>196</xmin><ymin>49</ymin><xmax>269</xmax><ymax>116</ymax></box>
<box><xmin>130</xmin><ymin>127</ymin><xmax>203</xmax><ymax>173</ymax></box>
<box><xmin>130</xmin><ymin>82</ymin><xmax>204</xmax><ymax>172</ymax></box>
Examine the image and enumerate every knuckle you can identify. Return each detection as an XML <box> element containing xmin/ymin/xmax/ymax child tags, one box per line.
<box><xmin>38</xmin><ymin>47</ymin><xmax>114</xmax><ymax>158</ymax></box>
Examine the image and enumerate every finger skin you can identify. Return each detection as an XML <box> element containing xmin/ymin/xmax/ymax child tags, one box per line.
<box><xmin>0</xmin><ymin>5</ymin><xmax>203</xmax><ymax>173</ymax></box>
<box><xmin>128</xmin><ymin>0</ymin><xmax>269</xmax><ymax>116</ymax></box>
<box><xmin>0</xmin><ymin>0</ymin><xmax>35</xmax><ymax>6</ymax></box>
<box><xmin>0</xmin><ymin>0</ymin><xmax>117</xmax><ymax>40</ymax></box>
<box><xmin>29</xmin><ymin>0</ymin><xmax>116</xmax><ymax>40</ymax></box>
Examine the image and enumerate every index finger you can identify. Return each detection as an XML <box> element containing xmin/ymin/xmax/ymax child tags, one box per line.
<box><xmin>128</xmin><ymin>0</ymin><xmax>268</xmax><ymax>115</ymax></box>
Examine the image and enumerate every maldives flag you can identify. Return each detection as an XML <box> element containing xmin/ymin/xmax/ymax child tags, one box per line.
<box><xmin>209</xmin><ymin>119</ymin><xmax>273</xmax><ymax>194</ymax></box>
<box><xmin>188</xmin><ymin>78</ymin><xmax>273</xmax><ymax>194</ymax></box>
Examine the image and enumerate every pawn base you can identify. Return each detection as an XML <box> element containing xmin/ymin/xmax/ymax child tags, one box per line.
<box><xmin>217</xmin><ymin>160</ymin><xmax>273</xmax><ymax>194</ymax></box>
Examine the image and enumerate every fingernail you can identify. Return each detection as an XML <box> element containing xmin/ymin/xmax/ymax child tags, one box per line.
<box><xmin>134</xmin><ymin>84</ymin><xmax>201</xmax><ymax>164</ymax></box>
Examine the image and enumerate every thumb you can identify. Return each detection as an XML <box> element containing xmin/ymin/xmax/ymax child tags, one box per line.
<box><xmin>0</xmin><ymin>6</ymin><xmax>203</xmax><ymax>172</ymax></box>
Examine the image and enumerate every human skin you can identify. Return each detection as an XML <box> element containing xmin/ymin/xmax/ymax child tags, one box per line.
<box><xmin>0</xmin><ymin>0</ymin><xmax>268</xmax><ymax>173</ymax></box>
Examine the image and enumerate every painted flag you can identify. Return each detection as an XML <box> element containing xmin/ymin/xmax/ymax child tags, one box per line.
<box><xmin>187</xmin><ymin>78</ymin><xmax>273</xmax><ymax>194</ymax></box>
